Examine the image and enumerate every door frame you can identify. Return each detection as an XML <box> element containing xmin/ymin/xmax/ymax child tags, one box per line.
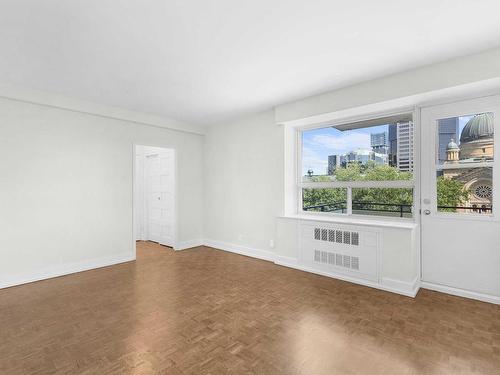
<box><xmin>418</xmin><ymin>94</ymin><xmax>500</xmax><ymax>304</ymax></box>
<box><xmin>133</xmin><ymin>143</ymin><xmax>178</xmax><ymax>254</ymax></box>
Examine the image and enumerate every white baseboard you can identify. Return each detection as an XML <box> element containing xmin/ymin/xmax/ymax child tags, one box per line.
<box><xmin>204</xmin><ymin>239</ymin><xmax>275</xmax><ymax>262</ymax></box>
<box><xmin>421</xmin><ymin>281</ymin><xmax>500</xmax><ymax>305</ymax></box>
<box><xmin>174</xmin><ymin>239</ymin><xmax>204</xmax><ymax>251</ymax></box>
<box><xmin>0</xmin><ymin>252</ymin><xmax>136</xmax><ymax>290</ymax></box>
<box><xmin>381</xmin><ymin>276</ymin><xmax>420</xmax><ymax>297</ymax></box>
<box><xmin>274</xmin><ymin>255</ymin><xmax>299</xmax><ymax>267</ymax></box>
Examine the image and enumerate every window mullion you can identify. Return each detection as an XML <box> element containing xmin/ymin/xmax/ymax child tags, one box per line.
<box><xmin>299</xmin><ymin>180</ymin><xmax>414</xmax><ymax>189</ymax></box>
<box><xmin>347</xmin><ymin>187</ymin><xmax>352</xmax><ymax>215</ymax></box>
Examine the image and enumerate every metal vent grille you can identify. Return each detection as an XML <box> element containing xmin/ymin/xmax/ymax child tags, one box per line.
<box><xmin>328</xmin><ymin>229</ymin><xmax>335</xmax><ymax>242</ymax></box>
<box><xmin>335</xmin><ymin>253</ymin><xmax>343</xmax><ymax>266</ymax></box>
<box><xmin>314</xmin><ymin>228</ymin><xmax>320</xmax><ymax>240</ymax></box>
<box><xmin>343</xmin><ymin>255</ymin><xmax>351</xmax><ymax>268</ymax></box>
<box><xmin>321</xmin><ymin>229</ymin><xmax>328</xmax><ymax>241</ymax></box>
<box><xmin>351</xmin><ymin>257</ymin><xmax>359</xmax><ymax>270</ymax></box>
<box><xmin>314</xmin><ymin>249</ymin><xmax>320</xmax><ymax>262</ymax></box>
<box><xmin>343</xmin><ymin>231</ymin><xmax>350</xmax><ymax>244</ymax></box>
<box><xmin>335</xmin><ymin>230</ymin><xmax>343</xmax><ymax>243</ymax></box>
<box><xmin>351</xmin><ymin>232</ymin><xmax>359</xmax><ymax>246</ymax></box>
<box><xmin>314</xmin><ymin>228</ymin><xmax>360</xmax><ymax>246</ymax></box>
<box><xmin>314</xmin><ymin>250</ymin><xmax>360</xmax><ymax>271</ymax></box>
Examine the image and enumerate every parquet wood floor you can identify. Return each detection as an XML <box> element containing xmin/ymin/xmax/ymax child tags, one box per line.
<box><xmin>1</xmin><ymin>241</ymin><xmax>500</xmax><ymax>374</ymax></box>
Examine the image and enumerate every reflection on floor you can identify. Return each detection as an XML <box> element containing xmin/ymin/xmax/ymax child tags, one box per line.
<box><xmin>1</xmin><ymin>241</ymin><xmax>499</xmax><ymax>374</ymax></box>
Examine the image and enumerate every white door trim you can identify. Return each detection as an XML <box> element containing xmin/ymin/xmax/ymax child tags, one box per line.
<box><xmin>133</xmin><ymin>143</ymin><xmax>178</xmax><ymax>254</ymax></box>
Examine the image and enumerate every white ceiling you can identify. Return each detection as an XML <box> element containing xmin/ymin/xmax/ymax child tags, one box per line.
<box><xmin>1</xmin><ymin>1</ymin><xmax>500</xmax><ymax>126</ymax></box>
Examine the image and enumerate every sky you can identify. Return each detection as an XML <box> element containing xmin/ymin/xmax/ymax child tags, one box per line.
<box><xmin>302</xmin><ymin>124</ymin><xmax>388</xmax><ymax>175</ymax></box>
<box><xmin>301</xmin><ymin>115</ymin><xmax>476</xmax><ymax>176</ymax></box>
<box><xmin>458</xmin><ymin>115</ymin><xmax>473</xmax><ymax>140</ymax></box>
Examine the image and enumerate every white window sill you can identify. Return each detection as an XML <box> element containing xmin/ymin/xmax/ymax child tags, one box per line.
<box><xmin>278</xmin><ymin>214</ymin><xmax>418</xmax><ymax>229</ymax></box>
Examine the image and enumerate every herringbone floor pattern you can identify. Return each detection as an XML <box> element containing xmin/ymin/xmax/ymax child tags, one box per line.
<box><xmin>1</xmin><ymin>241</ymin><xmax>499</xmax><ymax>374</ymax></box>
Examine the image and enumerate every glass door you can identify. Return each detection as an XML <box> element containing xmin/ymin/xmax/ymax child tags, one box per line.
<box><xmin>420</xmin><ymin>95</ymin><xmax>500</xmax><ymax>298</ymax></box>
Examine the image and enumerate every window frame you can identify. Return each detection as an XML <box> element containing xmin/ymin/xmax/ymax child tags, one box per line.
<box><xmin>430</xmin><ymin>112</ymin><xmax>496</xmax><ymax>220</ymax></box>
<box><xmin>295</xmin><ymin>109</ymin><xmax>418</xmax><ymax>222</ymax></box>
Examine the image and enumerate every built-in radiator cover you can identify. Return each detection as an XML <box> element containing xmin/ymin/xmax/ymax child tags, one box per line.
<box><xmin>301</xmin><ymin>222</ymin><xmax>379</xmax><ymax>281</ymax></box>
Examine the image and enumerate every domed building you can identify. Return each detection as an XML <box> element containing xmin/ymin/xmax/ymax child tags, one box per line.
<box><xmin>445</xmin><ymin>139</ymin><xmax>459</xmax><ymax>162</ymax></box>
<box><xmin>442</xmin><ymin>113</ymin><xmax>494</xmax><ymax>213</ymax></box>
<box><xmin>459</xmin><ymin>113</ymin><xmax>494</xmax><ymax>160</ymax></box>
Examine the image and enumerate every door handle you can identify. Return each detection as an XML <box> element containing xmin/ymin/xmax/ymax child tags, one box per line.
<box><xmin>423</xmin><ymin>209</ymin><xmax>431</xmax><ymax>215</ymax></box>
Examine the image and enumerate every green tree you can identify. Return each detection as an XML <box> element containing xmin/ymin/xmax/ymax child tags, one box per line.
<box><xmin>436</xmin><ymin>176</ymin><xmax>469</xmax><ymax>212</ymax></box>
<box><xmin>302</xmin><ymin>175</ymin><xmax>346</xmax><ymax>212</ymax></box>
<box><xmin>335</xmin><ymin>162</ymin><xmax>364</xmax><ymax>181</ymax></box>
<box><xmin>304</xmin><ymin>161</ymin><xmax>471</xmax><ymax>216</ymax></box>
<box><xmin>302</xmin><ymin>187</ymin><xmax>347</xmax><ymax>212</ymax></box>
<box><xmin>333</xmin><ymin>162</ymin><xmax>412</xmax><ymax>182</ymax></box>
<box><xmin>303</xmin><ymin>163</ymin><xmax>413</xmax><ymax>216</ymax></box>
<box><xmin>364</xmin><ymin>164</ymin><xmax>411</xmax><ymax>181</ymax></box>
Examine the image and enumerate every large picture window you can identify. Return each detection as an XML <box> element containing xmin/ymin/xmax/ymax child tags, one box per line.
<box><xmin>300</xmin><ymin>113</ymin><xmax>415</xmax><ymax>218</ymax></box>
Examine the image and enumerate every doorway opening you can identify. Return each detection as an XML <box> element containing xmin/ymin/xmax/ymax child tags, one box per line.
<box><xmin>134</xmin><ymin>145</ymin><xmax>176</xmax><ymax>249</ymax></box>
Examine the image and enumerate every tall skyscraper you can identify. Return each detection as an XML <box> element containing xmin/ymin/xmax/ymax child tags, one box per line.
<box><xmin>437</xmin><ymin>117</ymin><xmax>459</xmax><ymax>163</ymax></box>
<box><xmin>387</xmin><ymin>122</ymin><xmax>414</xmax><ymax>172</ymax></box>
<box><xmin>388</xmin><ymin>124</ymin><xmax>398</xmax><ymax>167</ymax></box>
<box><xmin>327</xmin><ymin>155</ymin><xmax>339</xmax><ymax>175</ymax></box>
<box><xmin>370</xmin><ymin>131</ymin><xmax>388</xmax><ymax>154</ymax></box>
<box><xmin>396</xmin><ymin>121</ymin><xmax>414</xmax><ymax>172</ymax></box>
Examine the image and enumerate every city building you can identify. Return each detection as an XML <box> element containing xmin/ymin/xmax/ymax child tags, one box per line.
<box><xmin>438</xmin><ymin>117</ymin><xmax>459</xmax><ymax>163</ymax></box>
<box><xmin>327</xmin><ymin>154</ymin><xmax>339</xmax><ymax>175</ymax></box>
<box><xmin>388</xmin><ymin>124</ymin><xmax>398</xmax><ymax>167</ymax></box>
<box><xmin>370</xmin><ymin>131</ymin><xmax>389</xmax><ymax>154</ymax></box>
<box><xmin>441</xmin><ymin>113</ymin><xmax>493</xmax><ymax>212</ymax></box>
<box><xmin>388</xmin><ymin>121</ymin><xmax>415</xmax><ymax>172</ymax></box>
<box><xmin>334</xmin><ymin>148</ymin><xmax>387</xmax><ymax>169</ymax></box>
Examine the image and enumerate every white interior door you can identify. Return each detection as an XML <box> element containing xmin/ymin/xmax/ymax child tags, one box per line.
<box><xmin>421</xmin><ymin>95</ymin><xmax>500</xmax><ymax>298</ymax></box>
<box><xmin>145</xmin><ymin>148</ymin><xmax>175</xmax><ymax>247</ymax></box>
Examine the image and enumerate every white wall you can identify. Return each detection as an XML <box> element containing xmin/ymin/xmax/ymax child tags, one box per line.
<box><xmin>204</xmin><ymin>110</ymin><xmax>282</xmax><ymax>253</ymax></box>
<box><xmin>0</xmin><ymin>96</ymin><xmax>204</xmax><ymax>288</ymax></box>
<box><xmin>275</xmin><ymin>47</ymin><xmax>500</xmax><ymax>123</ymax></box>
